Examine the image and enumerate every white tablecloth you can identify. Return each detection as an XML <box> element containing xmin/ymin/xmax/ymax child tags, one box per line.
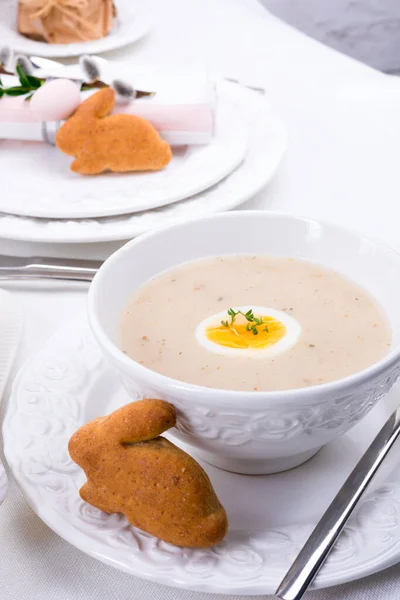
<box><xmin>2</xmin><ymin>0</ymin><xmax>400</xmax><ymax>598</ymax></box>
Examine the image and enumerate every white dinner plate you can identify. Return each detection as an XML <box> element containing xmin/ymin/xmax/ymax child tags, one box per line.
<box><xmin>4</xmin><ymin>319</ymin><xmax>400</xmax><ymax>595</ymax></box>
<box><xmin>0</xmin><ymin>82</ymin><xmax>286</xmax><ymax>242</ymax></box>
<box><xmin>0</xmin><ymin>86</ymin><xmax>247</xmax><ymax>220</ymax></box>
<box><xmin>0</xmin><ymin>0</ymin><xmax>150</xmax><ymax>58</ymax></box>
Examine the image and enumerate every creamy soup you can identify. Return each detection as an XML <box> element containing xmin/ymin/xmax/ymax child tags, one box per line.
<box><xmin>120</xmin><ymin>256</ymin><xmax>391</xmax><ymax>391</ymax></box>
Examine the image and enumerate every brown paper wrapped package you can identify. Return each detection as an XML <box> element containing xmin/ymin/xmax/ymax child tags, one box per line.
<box><xmin>18</xmin><ymin>0</ymin><xmax>116</xmax><ymax>44</ymax></box>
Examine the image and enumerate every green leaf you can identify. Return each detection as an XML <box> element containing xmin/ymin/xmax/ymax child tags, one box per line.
<box><xmin>5</xmin><ymin>87</ymin><xmax>30</xmax><ymax>96</ymax></box>
<box><xmin>252</xmin><ymin>328</ymin><xmax>258</xmax><ymax>335</ymax></box>
<box><xmin>16</xmin><ymin>65</ymin><xmax>30</xmax><ymax>88</ymax></box>
<box><xmin>15</xmin><ymin>66</ymin><xmax>42</xmax><ymax>92</ymax></box>
<box><xmin>227</xmin><ymin>308</ymin><xmax>239</xmax><ymax>325</ymax></box>
<box><xmin>26</xmin><ymin>75</ymin><xmax>42</xmax><ymax>89</ymax></box>
<box><xmin>24</xmin><ymin>93</ymin><xmax>34</xmax><ymax>102</ymax></box>
<box><xmin>0</xmin><ymin>89</ymin><xmax>4</xmax><ymax>98</ymax></box>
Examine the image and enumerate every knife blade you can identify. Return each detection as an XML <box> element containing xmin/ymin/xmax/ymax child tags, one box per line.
<box><xmin>275</xmin><ymin>403</ymin><xmax>400</xmax><ymax>600</ymax></box>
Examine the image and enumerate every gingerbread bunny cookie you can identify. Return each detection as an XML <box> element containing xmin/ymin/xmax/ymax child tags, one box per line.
<box><xmin>68</xmin><ymin>399</ymin><xmax>228</xmax><ymax>548</ymax></box>
<box><xmin>56</xmin><ymin>88</ymin><xmax>172</xmax><ymax>175</ymax></box>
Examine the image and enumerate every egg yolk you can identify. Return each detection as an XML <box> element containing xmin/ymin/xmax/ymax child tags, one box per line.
<box><xmin>205</xmin><ymin>316</ymin><xmax>286</xmax><ymax>350</ymax></box>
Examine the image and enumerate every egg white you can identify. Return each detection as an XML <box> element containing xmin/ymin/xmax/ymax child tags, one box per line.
<box><xmin>195</xmin><ymin>305</ymin><xmax>302</xmax><ymax>358</ymax></box>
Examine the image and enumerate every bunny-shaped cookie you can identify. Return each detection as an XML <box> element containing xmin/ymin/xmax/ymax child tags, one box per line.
<box><xmin>56</xmin><ymin>88</ymin><xmax>172</xmax><ymax>175</ymax></box>
<box><xmin>69</xmin><ymin>399</ymin><xmax>228</xmax><ymax>548</ymax></box>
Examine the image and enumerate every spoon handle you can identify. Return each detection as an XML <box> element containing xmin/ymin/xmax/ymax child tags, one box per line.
<box><xmin>275</xmin><ymin>404</ymin><xmax>400</xmax><ymax>600</ymax></box>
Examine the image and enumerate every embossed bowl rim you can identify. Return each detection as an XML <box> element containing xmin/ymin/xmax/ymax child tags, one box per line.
<box><xmin>88</xmin><ymin>211</ymin><xmax>400</xmax><ymax>407</ymax></box>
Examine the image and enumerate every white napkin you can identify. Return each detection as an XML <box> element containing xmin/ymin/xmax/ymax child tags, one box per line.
<box><xmin>0</xmin><ymin>61</ymin><xmax>216</xmax><ymax>146</ymax></box>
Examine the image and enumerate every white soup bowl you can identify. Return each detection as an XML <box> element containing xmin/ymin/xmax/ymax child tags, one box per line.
<box><xmin>88</xmin><ymin>212</ymin><xmax>400</xmax><ymax>474</ymax></box>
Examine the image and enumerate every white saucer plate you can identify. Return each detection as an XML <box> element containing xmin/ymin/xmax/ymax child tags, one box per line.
<box><xmin>0</xmin><ymin>288</ymin><xmax>24</xmax><ymax>507</ymax></box>
<box><xmin>0</xmin><ymin>86</ymin><xmax>247</xmax><ymax>219</ymax></box>
<box><xmin>4</xmin><ymin>320</ymin><xmax>400</xmax><ymax>595</ymax></box>
<box><xmin>0</xmin><ymin>0</ymin><xmax>150</xmax><ymax>58</ymax></box>
<box><xmin>0</xmin><ymin>82</ymin><xmax>287</xmax><ymax>242</ymax></box>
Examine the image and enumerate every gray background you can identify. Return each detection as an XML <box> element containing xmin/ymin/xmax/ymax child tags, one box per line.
<box><xmin>261</xmin><ymin>0</ymin><xmax>400</xmax><ymax>73</ymax></box>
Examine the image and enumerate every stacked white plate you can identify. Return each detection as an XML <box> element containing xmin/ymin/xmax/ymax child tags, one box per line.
<box><xmin>0</xmin><ymin>79</ymin><xmax>287</xmax><ymax>246</ymax></box>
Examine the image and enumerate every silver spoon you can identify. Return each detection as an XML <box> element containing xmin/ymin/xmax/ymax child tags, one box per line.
<box><xmin>276</xmin><ymin>403</ymin><xmax>400</xmax><ymax>600</ymax></box>
<box><xmin>0</xmin><ymin>256</ymin><xmax>102</xmax><ymax>282</ymax></box>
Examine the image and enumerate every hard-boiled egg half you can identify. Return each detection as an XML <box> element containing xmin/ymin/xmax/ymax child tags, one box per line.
<box><xmin>195</xmin><ymin>306</ymin><xmax>301</xmax><ymax>358</ymax></box>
